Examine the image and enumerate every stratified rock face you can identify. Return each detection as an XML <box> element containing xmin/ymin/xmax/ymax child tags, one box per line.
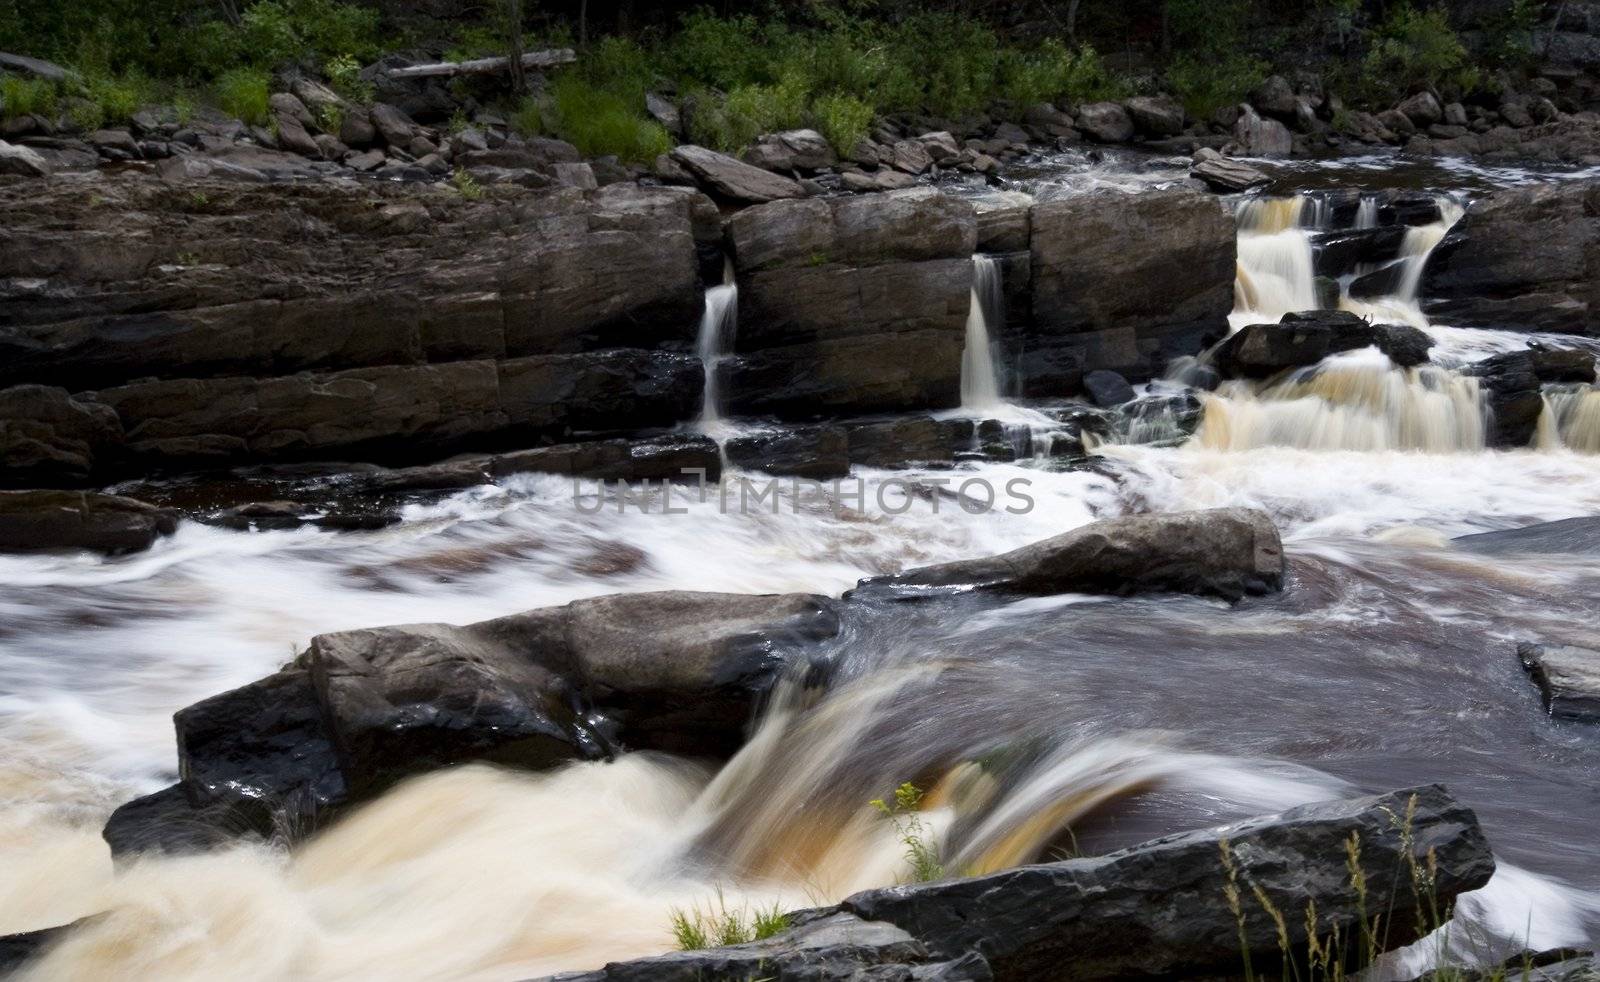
<box><xmin>103</xmin><ymin>591</ymin><xmax>840</xmax><ymax>855</ymax></box>
<box><xmin>838</xmin><ymin>785</ymin><xmax>1494</xmax><ymax>982</ymax></box>
<box><xmin>860</xmin><ymin>508</ymin><xmax>1284</xmax><ymax>602</ymax></box>
<box><xmin>1026</xmin><ymin>188</ymin><xmax>1235</xmax><ymax>392</ymax></box>
<box><xmin>1422</xmin><ymin>181</ymin><xmax>1600</xmax><ymax>336</ymax></box>
<box><xmin>0</xmin><ymin>490</ymin><xmax>177</xmax><ymax>555</ymax></box>
<box><xmin>1518</xmin><ymin>642</ymin><xmax>1600</xmax><ymax>723</ymax></box>
<box><xmin>0</xmin><ymin>181</ymin><xmax>708</xmax><ymax>476</ymax></box>
<box><xmin>722</xmin><ymin>188</ymin><xmax>977</xmax><ymax>418</ymax></box>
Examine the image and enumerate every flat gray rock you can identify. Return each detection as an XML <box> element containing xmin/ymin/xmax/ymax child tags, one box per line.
<box><xmin>670</xmin><ymin>144</ymin><xmax>804</xmax><ymax>203</ymax></box>
<box><xmin>1454</xmin><ymin>516</ymin><xmax>1600</xmax><ymax>556</ymax></box>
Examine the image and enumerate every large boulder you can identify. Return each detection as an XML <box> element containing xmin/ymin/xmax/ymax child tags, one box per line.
<box><xmin>1189</xmin><ymin>148</ymin><xmax>1268</xmax><ymax>192</ymax></box>
<box><xmin>722</xmin><ymin>188</ymin><xmax>976</xmax><ymax>418</ymax></box>
<box><xmin>0</xmin><ymin>384</ymin><xmax>122</xmax><ymax>484</ymax></box>
<box><xmin>1517</xmin><ymin>642</ymin><xmax>1600</xmax><ymax>723</ymax></box>
<box><xmin>740</xmin><ymin>129</ymin><xmax>836</xmax><ymax>173</ymax></box>
<box><xmin>1422</xmin><ymin>181</ymin><xmax>1600</xmax><ymax>336</ymax></box>
<box><xmin>104</xmin><ymin>591</ymin><xmax>840</xmax><ymax>854</ymax></box>
<box><xmin>1209</xmin><ymin>310</ymin><xmax>1434</xmax><ymax>379</ymax></box>
<box><xmin>670</xmin><ymin>144</ymin><xmax>805</xmax><ymax>204</ymax></box>
<box><xmin>1398</xmin><ymin>90</ymin><xmax>1444</xmax><ymax>128</ymax></box>
<box><xmin>1124</xmin><ymin>95</ymin><xmax>1186</xmax><ymax>138</ymax></box>
<box><xmin>1075</xmin><ymin>102</ymin><xmax>1134</xmax><ymax>143</ymax></box>
<box><xmin>1453</xmin><ymin>515</ymin><xmax>1600</xmax><ymax>556</ymax></box>
<box><xmin>0</xmin><ymin>139</ymin><xmax>51</xmax><ymax>177</ymax></box>
<box><xmin>837</xmin><ymin>785</ymin><xmax>1493</xmax><ymax>982</ymax></box>
<box><xmin>858</xmin><ymin>508</ymin><xmax>1284</xmax><ymax>602</ymax></box>
<box><xmin>0</xmin><ymin>490</ymin><xmax>176</xmax><ymax>555</ymax></box>
<box><xmin>1233</xmin><ymin>105</ymin><xmax>1293</xmax><ymax>156</ymax></box>
<box><xmin>1026</xmin><ymin>188</ymin><xmax>1234</xmax><ymax>392</ymax></box>
<box><xmin>1461</xmin><ymin>350</ymin><xmax>1544</xmax><ymax>447</ymax></box>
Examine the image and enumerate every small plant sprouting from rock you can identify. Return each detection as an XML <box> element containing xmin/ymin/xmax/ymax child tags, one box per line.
<box><xmin>669</xmin><ymin>890</ymin><xmax>789</xmax><ymax>951</ymax></box>
<box><xmin>451</xmin><ymin>168</ymin><xmax>485</xmax><ymax>201</ymax></box>
<box><xmin>872</xmin><ymin>781</ymin><xmax>944</xmax><ymax>884</ymax></box>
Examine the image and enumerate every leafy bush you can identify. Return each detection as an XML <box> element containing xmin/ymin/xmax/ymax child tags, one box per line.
<box><xmin>509</xmin><ymin>97</ymin><xmax>542</xmax><ymax>137</ymax></box>
<box><xmin>1361</xmin><ymin>3</ymin><xmax>1477</xmax><ymax>102</ymax></box>
<box><xmin>726</xmin><ymin>73</ymin><xmax>807</xmax><ymax>136</ymax></box>
<box><xmin>813</xmin><ymin>92</ymin><xmax>874</xmax><ymax>154</ymax></box>
<box><xmin>662</xmin><ymin>11</ymin><xmax>767</xmax><ymax>91</ymax></box>
<box><xmin>325</xmin><ymin>53</ymin><xmax>371</xmax><ymax>104</ymax></box>
<box><xmin>548</xmin><ymin>76</ymin><xmax>672</xmax><ymax>163</ymax></box>
<box><xmin>881</xmin><ymin>13</ymin><xmax>1000</xmax><ymax>117</ymax></box>
<box><xmin>216</xmin><ymin>67</ymin><xmax>271</xmax><ymax>126</ymax></box>
<box><xmin>0</xmin><ymin>75</ymin><xmax>60</xmax><ymax>121</ymax></box>
<box><xmin>998</xmin><ymin>40</ymin><xmax>1119</xmax><ymax>107</ymax></box>
<box><xmin>82</xmin><ymin>72</ymin><xmax>146</xmax><ymax>126</ymax></box>
<box><xmin>238</xmin><ymin>0</ymin><xmax>380</xmax><ymax>69</ymax></box>
<box><xmin>1168</xmin><ymin>52</ymin><xmax>1270</xmax><ymax>117</ymax></box>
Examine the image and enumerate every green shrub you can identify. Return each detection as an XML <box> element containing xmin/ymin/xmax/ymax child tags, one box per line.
<box><xmin>509</xmin><ymin>97</ymin><xmax>543</xmax><ymax>137</ymax></box>
<box><xmin>813</xmin><ymin>92</ymin><xmax>873</xmax><ymax>154</ymax></box>
<box><xmin>669</xmin><ymin>895</ymin><xmax>789</xmax><ymax>951</ymax></box>
<box><xmin>872</xmin><ymin>782</ymin><xmax>944</xmax><ymax>884</ymax></box>
<box><xmin>663</xmin><ymin>11</ymin><xmax>767</xmax><ymax>91</ymax></box>
<box><xmin>0</xmin><ymin>75</ymin><xmax>60</xmax><ymax>121</ymax></box>
<box><xmin>325</xmin><ymin>53</ymin><xmax>371</xmax><ymax>104</ymax></box>
<box><xmin>83</xmin><ymin>72</ymin><xmax>146</xmax><ymax>126</ymax></box>
<box><xmin>998</xmin><ymin>40</ymin><xmax>1119</xmax><ymax>107</ymax></box>
<box><xmin>882</xmin><ymin>13</ymin><xmax>1000</xmax><ymax>117</ymax></box>
<box><xmin>1168</xmin><ymin>52</ymin><xmax>1269</xmax><ymax>117</ymax></box>
<box><xmin>726</xmin><ymin>72</ymin><xmax>807</xmax><ymax>137</ymax></box>
<box><xmin>216</xmin><ymin>67</ymin><xmax>271</xmax><ymax>126</ymax></box>
<box><xmin>1361</xmin><ymin>3</ymin><xmax>1477</xmax><ymax>102</ymax></box>
<box><xmin>451</xmin><ymin>168</ymin><xmax>485</xmax><ymax>200</ymax></box>
<box><xmin>548</xmin><ymin>76</ymin><xmax>672</xmax><ymax>163</ymax></box>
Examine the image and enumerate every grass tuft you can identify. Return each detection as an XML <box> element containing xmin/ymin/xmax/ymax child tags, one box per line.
<box><xmin>669</xmin><ymin>890</ymin><xmax>789</xmax><ymax>951</ymax></box>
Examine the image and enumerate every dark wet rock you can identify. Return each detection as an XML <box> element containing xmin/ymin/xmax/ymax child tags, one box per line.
<box><xmin>859</xmin><ymin>507</ymin><xmax>1284</xmax><ymax>602</ymax></box>
<box><xmin>1518</xmin><ymin>643</ymin><xmax>1600</xmax><ymax>723</ymax></box>
<box><xmin>358</xmin><ymin>434</ymin><xmax>723</xmax><ymax>493</ymax></box>
<box><xmin>0</xmin><ymin>138</ymin><xmax>51</xmax><ymax>176</ymax></box>
<box><xmin>670</xmin><ymin>144</ymin><xmax>804</xmax><ymax>204</ymax></box>
<box><xmin>1027</xmin><ymin>188</ymin><xmax>1235</xmax><ymax>390</ymax></box>
<box><xmin>1189</xmin><ymin>147</ymin><xmax>1267</xmax><ymax>192</ymax></box>
<box><xmin>1312</xmin><ymin>225</ymin><xmax>1408</xmax><ymax>277</ymax></box>
<box><xmin>548</xmin><ymin>911</ymin><xmax>987</xmax><ymax>982</ymax></box>
<box><xmin>1075</xmin><ymin>102</ymin><xmax>1134</xmax><ymax>143</ymax></box>
<box><xmin>201</xmin><ymin>500</ymin><xmax>399</xmax><ymax>533</ymax></box>
<box><xmin>1252</xmin><ymin>76</ymin><xmax>1300</xmax><ymax>118</ymax></box>
<box><xmin>1082</xmin><ymin>369</ymin><xmax>1135</xmax><ymax>407</ymax></box>
<box><xmin>723</xmin><ymin>188</ymin><xmax>975</xmax><ymax>418</ymax></box>
<box><xmin>1462</xmin><ymin>350</ymin><xmax>1544</xmax><ymax>447</ymax></box>
<box><xmin>1422</xmin><ymin>180</ymin><xmax>1600</xmax><ymax>336</ymax></box>
<box><xmin>1124</xmin><ymin>96</ymin><xmax>1185</xmax><ymax>138</ymax></box>
<box><xmin>837</xmin><ymin>785</ymin><xmax>1493</xmax><ymax>982</ymax></box>
<box><xmin>107</xmin><ymin>591</ymin><xmax>840</xmax><ymax>853</ymax></box>
<box><xmin>725</xmin><ymin>425</ymin><xmax>850</xmax><ymax>479</ymax></box>
<box><xmin>1453</xmin><ymin>515</ymin><xmax>1600</xmax><ymax>556</ymax></box>
<box><xmin>0</xmin><ymin>490</ymin><xmax>177</xmax><ymax>555</ymax></box>
<box><xmin>0</xmin><ymin>385</ymin><xmax>123</xmax><ymax>485</ymax></box>
<box><xmin>1530</xmin><ymin>345</ymin><xmax>1598</xmax><ymax>383</ymax></box>
<box><xmin>0</xmin><ymin>918</ymin><xmax>96</xmax><ymax>975</ymax></box>
<box><xmin>1398</xmin><ymin>91</ymin><xmax>1444</xmax><ymax>128</ymax></box>
<box><xmin>1210</xmin><ymin>311</ymin><xmax>1433</xmax><ymax>379</ymax></box>
<box><xmin>845</xmin><ymin>415</ymin><xmax>955</xmax><ymax>468</ymax></box>
<box><xmin>971</xmin><ymin>193</ymin><xmax>1032</xmax><ymax>253</ymax></box>
<box><xmin>1233</xmin><ymin>105</ymin><xmax>1293</xmax><ymax>156</ymax></box>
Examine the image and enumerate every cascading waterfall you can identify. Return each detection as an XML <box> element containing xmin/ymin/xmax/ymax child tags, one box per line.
<box><xmin>1339</xmin><ymin>199</ymin><xmax>1465</xmax><ymax>328</ymax></box>
<box><xmin>1537</xmin><ymin>386</ymin><xmax>1600</xmax><ymax>452</ymax></box>
<box><xmin>1355</xmin><ymin>195</ymin><xmax>1379</xmax><ymax>230</ymax></box>
<box><xmin>960</xmin><ymin>255</ymin><xmax>1006</xmax><ymax>409</ymax></box>
<box><xmin>1230</xmin><ymin>196</ymin><xmax>1319</xmax><ymax>330</ymax></box>
<box><xmin>1193</xmin><ymin>348</ymin><xmax>1488</xmax><ymax>453</ymax></box>
<box><xmin>695</xmin><ymin>259</ymin><xmax>738</xmax><ymax>430</ymax></box>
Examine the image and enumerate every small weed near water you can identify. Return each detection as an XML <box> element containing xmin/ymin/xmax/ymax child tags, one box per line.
<box><xmin>872</xmin><ymin>781</ymin><xmax>944</xmax><ymax>884</ymax></box>
<box><xmin>669</xmin><ymin>890</ymin><xmax>790</xmax><ymax>951</ymax></box>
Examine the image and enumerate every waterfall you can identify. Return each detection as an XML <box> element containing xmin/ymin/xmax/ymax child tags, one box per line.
<box><xmin>1537</xmin><ymin>386</ymin><xmax>1600</xmax><ymax>452</ymax></box>
<box><xmin>1355</xmin><ymin>196</ymin><xmax>1379</xmax><ymax>230</ymax></box>
<box><xmin>1339</xmin><ymin>200</ymin><xmax>1464</xmax><ymax>329</ymax></box>
<box><xmin>1192</xmin><ymin>348</ymin><xmax>1487</xmax><ymax>453</ymax></box>
<box><xmin>1230</xmin><ymin>196</ymin><xmax>1319</xmax><ymax>331</ymax></box>
<box><xmin>961</xmin><ymin>255</ymin><xmax>1005</xmax><ymax>409</ymax></box>
<box><xmin>696</xmin><ymin>259</ymin><xmax>738</xmax><ymax>429</ymax></box>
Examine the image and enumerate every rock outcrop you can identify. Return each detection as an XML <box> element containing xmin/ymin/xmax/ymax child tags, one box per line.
<box><xmin>858</xmin><ymin>508</ymin><xmax>1284</xmax><ymax>602</ymax></box>
<box><xmin>553</xmin><ymin>785</ymin><xmax>1494</xmax><ymax>982</ymax></box>
<box><xmin>0</xmin><ymin>490</ymin><xmax>177</xmax><ymax>555</ymax></box>
<box><xmin>1024</xmin><ymin>188</ymin><xmax>1235</xmax><ymax>393</ymax></box>
<box><xmin>1422</xmin><ymin>181</ymin><xmax>1600</xmax><ymax>336</ymax></box>
<box><xmin>1210</xmin><ymin>310</ymin><xmax>1433</xmax><ymax>379</ymax></box>
<box><xmin>722</xmin><ymin>188</ymin><xmax>976</xmax><ymax>418</ymax></box>
<box><xmin>1453</xmin><ymin>515</ymin><xmax>1600</xmax><ymax>556</ymax></box>
<box><xmin>1518</xmin><ymin>642</ymin><xmax>1600</xmax><ymax>723</ymax></box>
<box><xmin>103</xmin><ymin>591</ymin><xmax>840</xmax><ymax>854</ymax></box>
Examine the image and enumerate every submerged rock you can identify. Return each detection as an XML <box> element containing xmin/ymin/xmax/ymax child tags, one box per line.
<box><xmin>1081</xmin><ymin>369</ymin><xmax>1135</xmax><ymax>407</ymax></box>
<box><xmin>0</xmin><ymin>490</ymin><xmax>177</xmax><ymax>555</ymax></box>
<box><xmin>1518</xmin><ymin>642</ymin><xmax>1600</xmax><ymax>723</ymax></box>
<box><xmin>1453</xmin><ymin>516</ymin><xmax>1600</xmax><ymax>556</ymax></box>
<box><xmin>858</xmin><ymin>507</ymin><xmax>1284</xmax><ymax>601</ymax></box>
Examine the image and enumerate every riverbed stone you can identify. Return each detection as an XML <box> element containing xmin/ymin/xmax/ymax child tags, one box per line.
<box><xmin>1462</xmin><ymin>350</ymin><xmax>1544</xmax><ymax>447</ymax></box>
<box><xmin>1233</xmin><ymin>105</ymin><xmax>1293</xmax><ymax>156</ymax></box>
<box><xmin>1422</xmin><ymin>181</ymin><xmax>1600</xmax><ymax>335</ymax></box>
<box><xmin>1124</xmin><ymin>95</ymin><xmax>1186</xmax><ymax>137</ymax></box>
<box><xmin>1518</xmin><ymin>642</ymin><xmax>1600</xmax><ymax>722</ymax></box>
<box><xmin>724</xmin><ymin>425</ymin><xmax>850</xmax><ymax>478</ymax></box>
<box><xmin>0</xmin><ymin>384</ymin><xmax>123</xmax><ymax>484</ymax></box>
<box><xmin>670</xmin><ymin>144</ymin><xmax>805</xmax><ymax>203</ymax></box>
<box><xmin>1190</xmin><ymin>147</ymin><xmax>1268</xmax><ymax>192</ymax></box>
<box><xmin>858</xmin><ymin>507</ymin><xmax>1285</xmax><ymax>601</ymax></box>
<box><xmin>1076</xmin><ymin>101</ymin><xmax>1134</xmax><ymax>143</ymax></box>
<box><xmin>0</xmin><ymin>490</ymin><xmax>177</xmax><ymax>555</ymax></box>
<box><xmin>1210</xmin><ymin>311</ymin><xmax>1434</xmax><ymax>378</ymax></box>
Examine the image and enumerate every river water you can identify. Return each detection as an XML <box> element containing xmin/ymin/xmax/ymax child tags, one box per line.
<box><xmin>3</xmin><ymin>159</ymin><xmax>1600</xmax><ymax>980</ymax></box>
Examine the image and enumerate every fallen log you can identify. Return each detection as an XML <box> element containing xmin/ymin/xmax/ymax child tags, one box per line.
<box><xmin>385</xmin><ymin>48</ymin><xmax>576</xmax><ymax>79</ymax></box>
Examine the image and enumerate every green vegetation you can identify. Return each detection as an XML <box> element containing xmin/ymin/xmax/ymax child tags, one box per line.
<box><xmin>451</xmin><ymin>168</ymin><xmax>486</xmax><ymax>200</ymax></box>
<box><xmin>813</xmin><ymin>92</ymin><xmax>875</xmax><ymax>154</ymax></box>
<box><xmin>669</xmin><ymin>892</ymin><xmax>790</xmax><ymax>951</ymax></box>
<box><xmin>1359</xmin><ymin>3</ymin><xmax>1478</xmax><ymax>103</ymax></box>
<box><xmin>216</xmin><ymin>67</ymin><xmax>271</xmax><ymax>127</ymax></box>
<box><xmin>871</xmin><ymin>782</ymin><xmax>945</xmax><ymax>884</ymax></box>
<box><xmin>0</xmin><ymin>75</ymin><xmax>59</xmax><ymax>121</ymax></box>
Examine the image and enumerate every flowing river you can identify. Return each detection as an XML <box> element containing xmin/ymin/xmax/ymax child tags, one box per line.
<box><xmin>3</xmin><ymin>156</ymin><xmax>1600</xmax><ymax>980</ymax></box>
